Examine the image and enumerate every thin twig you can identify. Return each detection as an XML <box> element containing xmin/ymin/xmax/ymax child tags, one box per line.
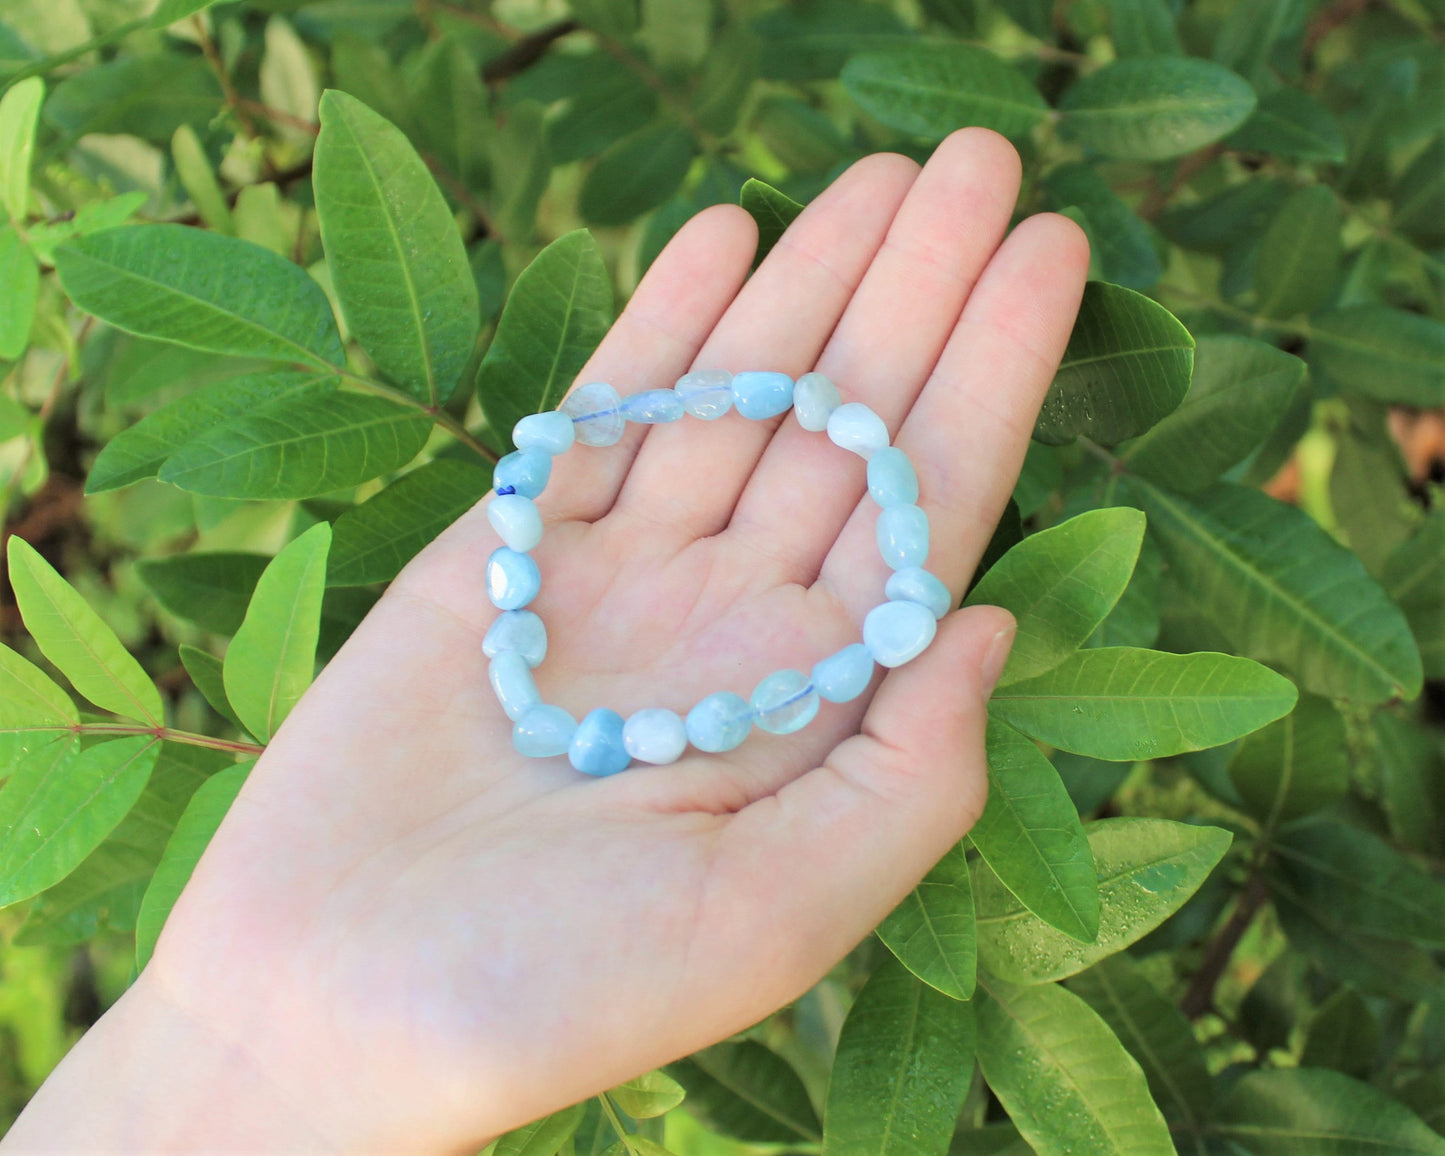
<box><xmin>195</xmin><ymin>15</ymin><xmax>257</xmax><ymax>138</ymax></box>
<box><xmin>1</xmin><ymin>721</ymin><xmax>265</xmax><ymax>756</ymax></box>
<box><xmin>1180</xmin><ymin>873</ymin><xmax>1269</xmax><ymax>1019</ymax></box>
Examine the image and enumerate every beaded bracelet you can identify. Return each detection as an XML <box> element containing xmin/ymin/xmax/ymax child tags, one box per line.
<box><xmin>482</xmin><ymin>370</ymin><xmax>949</xmax><ymax>776</ymax></box>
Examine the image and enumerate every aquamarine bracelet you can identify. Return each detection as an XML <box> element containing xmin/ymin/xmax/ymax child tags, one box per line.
<box><xmin>483</xmin><ymin>370</ymin><xmax>949</xmax><ymax>775</ymax></box>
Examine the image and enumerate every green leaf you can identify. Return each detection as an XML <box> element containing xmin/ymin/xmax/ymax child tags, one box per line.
<box><xmin>405</xmin><ymin>37</ymin><xmax>490</xmax><ymax>191</ymax></box>
<box><xmin>1068</xmin><ymin>953</ymin><xmax>1212</xmax><ymax>1129</ymax></box>
<box><xmin>328</xmin><ymin>460</ymin><xmax>491</xmax><ymax>586</ymax></box>
<box><xmin>135</xmin><ymin>761</ymin><xmax>251</xmax><ymax>970</ymax></box>
<box><xmin>1130</xmin><ymin>478</ymin><xmax>1423</xmax><ymax>703</ymax></box>
<box><xmin>7</xmin><ymin>535</ymin><xmax>163</xmax><ymax>724</ymax></box>
<box><xmin>841</xmin><ymin>43</ymin><xmax>1049</xmax><ymax>142</ymax></box>
<box><xmin>178</xmin><ymin>645</ymin><xmax>246</xmax><ymax>732</ymax></box>
<box><xmin>0</xmin><ymin>643</ymin><xmax>77</xmax><ymax>736</ymax></box>
<box><xmin>1118</xmin><ymin>335</ymin><xmax>1306</xmax><ymax>492</ymax></box>
<box><xmin>493</xmin><ymin>1104</ymin><xmax>585</xmax><ymax>1156</ymax></box>
<box><xmin>0</xmin><ymin>736</ymin><xmax>158</xmax><ymax>908</ymax></box>
<box><xmin>823</xmin><ymin>958</ymin><xmax>975</xmax><ymax>1156</ymax></box>
<box><xmin>157</xmin><ymin>390</ymin><xmax>432</xmax><ymax>500</ymax></box>
<box><xmin>972</xmin><ymin>720</ymin><xmax>1099</xmax><ymax>942</ymax></box>
<box><xmin>966</xmin><ymin>507</ymin><xmax>1146</xmax><ymax>685</ymax></box>
<box><xmin>608</xmin><ymin>1070</ymin><xmax>685</xmax><ymax>1119</ymax></box>
<box><xmin>44</xmin><ymin>56</ymin><xmax>221</xmax><ymax>146</ymax></box>
<box><xmin>490</xmin><ymin>100</ymin><xmax>551</xmax><ymax>246</ymax></box>
<box><xmin>666</xmin><ymin>1041</ymin><xmax>820</xmax><ymax>1142</ymax></box>
<box><xmin>0</xmin><ymin>224</ymin><xmax>38</xmax><ymax>360</ymax></box>
<box><xmin>1308</xmin><ymin>306</ymin><xmax>1445</xmax><ymax>407</ymax></box>
<box><xmin>752</xmin><ymin>98</ymin><xmax>851</xmax><ymax>174</ymax></box>
<box><xmin>0</xmin><ymin>75</ymin><xmax>42</xmax><ymax>221</ymax></box>
<box><xmin>755</xmin><ymin>0</ymin><xmax>911</xmax><ymax>81</ymax></box>
<box><xmin>974</xmin><ymin>817</ymin><xmax>1232</xmax><ymax>984</ymax></box>
<box><xmin>86</xmin><ymin>371</ymin><xmax>332</xmax><ymax>494</ymax></box>
<box><xmin>1393</xmin><ymin>135</ymin><xmax>1445</xmax><ymax>248</ymax></box>
<box><xmin>24</xmin><ymin>191</ymin><xmax>149</xmax><ymax>266</ymax></box>
<box><xmin>1090</xmin><ymin>532</ymin><xmax>1161</xmax><ymax>649</ymax></box>
<box><xmin>314</xmin><ymin>90</ymin><xmax>479</xmax><ymax>406</ymax></box>
<box><xmin>1227</xmin><ymin>692</ymin><xmax>1349</xmax><ymax>827</ymax></box>
<box><xmin>150</xmin><ymin>0</ymin><xmax>221</xmax><ymax>27</ymax></box>
<box><xmin>875</xmin><ymin>841</ymin><xmax>976</xmax><ymax>999</ymax></box>
<box><xmin>1060</xmin><ymin>58</ymin><xmax>1257</xmax><ymax>161</ymax></box>
<box><xmin>992</xmin><ymin>647</ymin><xmax>1297</xmax><ymax>761</ymax></box>
<box><xmin>1225</xmin><ymin>88</ymin><xmax>1347</xmax><ymax>163</ymax></box>
<box><xmin>691</xmin><ymin>24</ymin><xmax>757</xmax><ymax>136</ymax></box>
<box><xmin>542</xmin><ymin>54</ymin><xmax>655</xmax><ymax>165</ymax></box>
<box><xmin>976</xmin><ymin>978</ymin><xmax>1173</xmax><ymax>1156</ymax></box>
<box><xmin>475</xmin><ymin>229</ymin><xmax>613</xmax><ymax>450</ymax></box>
<box><xmin>579</xmin><ymin>122</ymin><xmax>696</xmax><ymax>227</ymax></box>
<box><xmin>1301</xmin><ymin>987</ymin><xmax>1380</xmax><ymax>1078</ymax></box>
<box><xmin>1216</xmin><ymin>1069</ymin><xmax>1445</xmax><ymax>1156</ymax></box>
<box><xmin>171</xmin><ymin>124</ymin><xmax>233</xmax><ymax>236</ymax></box>
<box><xmin>740</xmin><ymin>178</ymin><xmax>803</xmax><ymax>268</ymax></box>
<box><xmin>1383</xmin><ymin>508</ymin><xmax>1445</xmax><ymax>679</ymax></box>
<box><xmin>55</xmin><ymin>224</ymin><xmax>344</xmax><ymax>370</ymax></box>
<box><xmin>1034</xmin><ymin>282</ymin><xmax>1194</xmax><ymax>447</ymax></box>
<box><xmin>1042</xmin><ymin>164</ymin><xmax>1161</xmax><ymax>291</ymax></box>
<box><xmin>138</xmin><ymin>552</ymin><xmax>272</xmax><ymax>636</ymax></box>
<box><xmin>1253</xmin><ymin>185</ymin><xmax>1342</xmax><ymax>319</ymax></box>
<box><xmin>1105</xmin><ymin>0</ymin><xmax>1182</xmax><ymax>57</ymax></box>
<box><xmin>223</xmin><ymin>524</ymin><xmax>331</xmax><ymax>743</ymax></box>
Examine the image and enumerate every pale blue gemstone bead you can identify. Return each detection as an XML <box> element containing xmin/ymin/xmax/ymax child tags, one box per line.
<box><xmin>827</xmin><ymin>402</ymin><xmax>889</xmax><ymax>459</ymax></box>
<box><xmin>811</xmin><ymin>643</ymin><xmax>875</xmax><ymax>703</ymax></box>
<box><xmin>675</xmin><ymin>369</ymin><xmax>733</xmax><ymax>419</ymax></box>
<box><xmin>793</xmin><ymin>372</ymin><xmax>841</xmax><ymax>432</ymax></box>
<box><xmin>620</xmin><ymin>388</ymin><xmax>685</xmax><ymax>424</ymax></box>
<box><xmin>485</xmin><ymin>547</ymin><xmax>540</xmax><ymax>610</ymax></box>
<box><xmin>512</xmin><ymin>411</ymin><xmax>574</xmax><ymax>455</ymax></box>
<box><xmin>487</xmin><ymin>493</ymin><xmax>543</xmax><ymax>552</ymax></box>
<box><xmin>489</xmin><ymin>651</ymin><xmax>540</xmax><ymax>721</ymax></box>
<box><xmin>886</xmin><ymin>567</ymin><xmax>952</xmax><ymax>620</ymax></box>
<box><xmin>732</xmin><ymin>371</ymin><xmax>794</xmax><ymax>419</ymax></box>
<box><xmin>752</xmin><ymin>669</ymin><xmax>820</xmax><ymax>735</ymax></box>
<box><xmin>483</xmin><ymin>609</ymin><xmax>547</xmax><ymax>667</ymax></box>
<box><xmin>513</xmin><ymin>704</ymin><xmax>576</xmax><ymax>757</ymax></box>
<box><xmin>877</xmin><ymin>504</ymin><xmax>930</xmax><ymax>569</ymax></box>
<box><xmin>864</xmin><ymin>600</ymin><xmax>938</xmax><ymax>668</ymax></box>
<box><xmin>867</xmin><ymin>447</ymin><xmax>919</xmax><ymax>508</ymax></box>
<box><xmin>561</xmin><ymin>381</ymin><xmax>625</xmax><ymax>446</ymax></box>
<box><xmin>493</xmin><ymin>449</ymin><xmax>551</xmax><ymax>499</ymax></box>
<box><xmin>570</xmin><ymin>708</ymin><xmax>631</xmax><ymax>776</ymax></box>
<box><xmin>686</xmin><ymin>691</ymin><xmax>753</xmax><ymax>753</ymax></box>
<box><xmin>622</xmin><ymin>708</ymin><xmax>688</xmax><ymax>765</ymax></box>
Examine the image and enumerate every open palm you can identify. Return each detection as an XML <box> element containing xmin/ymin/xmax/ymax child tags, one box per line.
<box><xmin>134</xmin><ymin>129</ymin><xmax>1088</xmax><ymax>1151</ymax></box>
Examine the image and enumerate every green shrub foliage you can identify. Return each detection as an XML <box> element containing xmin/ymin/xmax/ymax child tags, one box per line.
<box><xmin>1</xmin><ymin>0</ymin><xmax>1444</xmax><ymax>1149</ymax></box>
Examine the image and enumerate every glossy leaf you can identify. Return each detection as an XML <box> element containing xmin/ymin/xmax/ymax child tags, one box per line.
<box><xmin>966</xmin><ymin>506</ymin><xmax>1145</xmax><ymax>685</ymax></box>
<box><xmin>875</xmin><ymin>841</ymin><xmax>976</xmax><ymax>999</ymax></box>
<box><xmin>971</xmin><ymin>720</ymin><xmax>1098</xmax><ymax>942</ymax></box>
<box><xmin>55</xmin><ymin>225</ymin><xmax>344</xmax><ymax>369</ymax></box>
<box><xmin>1301</xmin><ymin>987</ymin><xmax>1379</xmax><ymax>1078</ymax></box>
<box><xmin>842</xmin><ymin>43</ymin><xmax>1048</xmax><ymax>142</ymax></box>
<box><xmin>578</xmin><ymin>122</ymin><xmax>696</xmax><ymax>227</ymax></box>
<box><xmin>740</xmin><ymin>178</ymin><xmax>803</xmax><ymax>268</ymax></box>
<box><xmin>1043</xmin><ymin>164</ymin><xmax>1161</xmax><ymax>290</ymax></box>
<box><xmin>1308</xmin><ymin>306</ymin><xmax>1445</xmax><ymax>407</ymax></box>
<box><xmin>1131</xmin><ymin>478</ymin><xmax>1423</xmax><ymax>703</ymax></box>
<box><xmin>1228</xmin><ymin>692</ymin><xmax>1349</xmax><ymax>827</ymax></box>
<box><xmin>0</xmin><ymin>224</ymin><xmax>38</xmax><ymax>360</ymax></box>
<box><xmin>823</xmin><ymin>958</ymin><xmax>975</xmax><ymax>1156</ymax></box>
<box><xmin>475</xmin><ymin>230</ymin><xmax>613</xmax><ymax>450</ymax></box>
<box><xmin>493</xmin><ymin>1104</ymin><xmax>585</xmax><ymax>1156</ymax></box>
<box><xmin>138</xmin><ymin>553</ymin><xmax>271</xmax><ymax>637</ymax></box>
<box><xmin>608</xmin><ymin>1070</ymin><xmax>685</xmax><ymax>1119</ymax></box>
<box><xmin>1254</xmin><ymin>185</ymin><xmax>1342</xmax><ymax>318</ymax></box>
<box><xmin>0</xmin><ymin>75</ymin><xmax>42</xmax><ymax>221</ymax></box>
<box><xmin>1034</xmin><ymin>282</ymin><xmax>1194</xmax><ymax>446</ymax></box>
<box><xmin>974</xmin><ymin>817</ymin><xmax>1232</xmax><ymax>983</ymax></box>
<box><xmin>314</xmin><ymin>90</ymin><xmax>478</xmax><ymax>405</ymax></box>
<box><xmin>976</xmin><ymin>978</ymin><xmax>1173</xmax><ymax>1156</ymax></box>
<box><xmin>1226</xmin><ymin>88</ymin><xmax>1347</xmax><ymax>163</ymax></box>
<box><xmin>1059</xmin><ymin>58</ymin><xmax>1257</xmax><ymax>161</ymax></box>
<box><xmin>1119</xmin><ymin>335</ymin><xmax>1306</xmax><ymax>491</ymax></box>
<box><xmin>157</xmin><ymin>391</ymin><xmax>432</xmax><ymax>500</ymax></box>
<box><xmin>992</xmin><ymin>647</ymin><xmax>1297</xmax><ymax>761</ymax></box>
<box><xmin>223</xmin><ymin>524</ymin><xmax>331</xmax><ymax>744</ymax></box>
<box><xmin>666</xmin><ymin>1042</ymin><xmax>820</xmax><ymax>1142</ymax></box>
<box><xmin>8</xmin><ymin>535</ymin><xmax>163</xmax><ymax>724</ymax></box>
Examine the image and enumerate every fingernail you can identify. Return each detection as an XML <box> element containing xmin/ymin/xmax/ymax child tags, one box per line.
<box><xmin>980</xmin><ymin>622</ymin><xmax>1016</xmax><ymax>700</ymax></box>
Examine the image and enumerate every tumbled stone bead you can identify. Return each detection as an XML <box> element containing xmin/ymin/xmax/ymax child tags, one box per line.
<box><xmin>732</xmin><ymin>371</ymin><xmax>795</xmax><ymax>420</ymax></box>
<box><xmin>561</xmin><ymin>381</ymin><xmax>625</xmax><ymax>446</ymax></box>
<box><xmin>877</xmin><ymin>504</ymin><xmax>930</xmax><ymax>569</ymax></box>
<box><xmin>811</xmin><ymin>643</ymin><xmax>875</xmax><ymax>703</ymax></box>
<box><xmin>513</xmin><ymin>411</ymin><xmax>575</xmax><ymax>456</ymax></box>
<box><xmin>675</xmin><ymin>369</ymin><xmax>734</xmax><ymax>419</ymax></box>
<box><xmin>489</xmin><ymin>651</ymin><xmax>540</xmax><ymax>721</ymax></box>
<box><xmin>864</xmin><ymin>600</ymin><xmax>938</xmax><ymax>668</ymax></box>
<box><xmin>793</xmin><ymin>372</ymin><xmax>841</xmax><ymax>432</ymax></box>
<box><xmin>513</xmin><ymin>704</ymin><xmax>577</xmax><ymax>758</ymax></box>
<box><xmin>620</xmin><ymin>388</ymin><xmax>685</xmax><ymax>424</ymax></box>
<box><xmin>483</xmin><ymin>609</ymin><xmax>547</xmax><ymax>668</ymax></box>
<box><xmin>487</xmin><ymin>493</ymin><xmax>543</xmax><ymax>552</ymax></box>
<box><xmin>622</xmin><ymin>708</ymin><xmax>688</xmax><ymax>765</ymax></box>
<box><xmin>493</xmin><ymin>449</ymin><xmax>551</xmax><ymax>500</ymax></box>
<box><xmin>485</xmin><ymin>547</ymin><xmax>541</xmax><ymax>610</ymax></box>
<box><xmin>886</xmin><ymin>567</ymin><xmax>952</xmax><ymax>620</ymax></box>
<box><xmin>867</xmin><ymin>447</ymin><xmax>919</xmax><ymax>508</ymax></box>
<box><xmin>686</xmin><ymin>691</ymin><xmax>753</xmax><ymax>753</ymax></box>
<box><xmin>751</xmin><ymin>669</ymin><xmax>820</xmax><ymax>735</ymax></box>
<box><xmin>569</xmin><ymin>708</ymin><xmax>631</xmax><ymax>776</ymax></box>
<box><xmin>827</xmin><ymin>402</ymin><xmax>889</xmax><ymax>459</ymax></box>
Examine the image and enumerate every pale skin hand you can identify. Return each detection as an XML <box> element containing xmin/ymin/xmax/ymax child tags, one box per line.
<box><xmin>4</xmin><ymin>128</ymin><xmax>1088</xmax><ymax>1154</ymax></box>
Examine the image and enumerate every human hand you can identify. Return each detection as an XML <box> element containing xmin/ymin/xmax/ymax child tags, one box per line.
<box><xmin>7</xmin><ymin>128</ymin><xmax>1087</xmax><ymax>1153</ymax></box>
